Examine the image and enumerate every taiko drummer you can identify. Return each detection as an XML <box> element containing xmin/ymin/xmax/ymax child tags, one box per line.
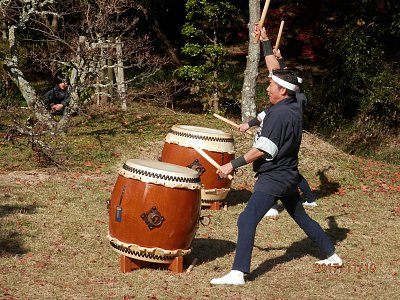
<box><xmin>210</xmin><ymin>69</ymin><xmax>342</xmax><ymax>285</ymax></box>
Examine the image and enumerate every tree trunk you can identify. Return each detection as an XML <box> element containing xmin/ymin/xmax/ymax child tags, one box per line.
<box><xmin>5</xmin><ymin>25</ymin><xmax>56</xmax><ymax>129</ymax></box>
<box><xmin>69</xmin><ymin>36</ymin><xmax>87</xmax><ymax>111</ymax></box>
<box><xmin>1</xmin><ymin>21</ymin><xmax>7</xmax><ymax>39</ymax></box>
<box><xmin>107</xmin><ymin>37</ymin><xmax>115</xmax><ymax>100</ymax></box>
<box><xmin>240</xmin><ymin>0</ymin><xmax>260</xmax><ymax>122</ymax></box>
<box><xmin>212</xmin><ymin>27</ymin><xmax>220</xmax><ymax>113</ymax></box>
<box><xmin>133</xmin><ymin>2</ymin><xmax>181</xmax><ymax>65</ymax></box>
<box><xmin>151</xmin><ymin>18</ymin><xmax>181</xmax><ymax>66</ymax></box>
<box><xmin>115</xmin><ymin>37</ymin><xmax>127</xmax><ymax>111</ymax></box>
<box><xmin>98</xmin><ymin>45</ymin><xmax>109</xmax><ymax>104</ymax></box>
<box><xmin>213</xmin><ymin>70</ymin><xmax>219</xmax><ymax>112</ymax></box>
<box><xmin>107</xmin><ymin>57</ymin><xmax>114</xmax><ymax>100</ymax></box>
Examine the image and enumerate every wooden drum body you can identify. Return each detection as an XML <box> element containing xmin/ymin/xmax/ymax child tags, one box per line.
<box><xmin>107</xmin><ymin>159</ymin><xmax>201</xmax><ymax>263</ymax></box>
<box><xmin>160</xmin><ymin>125</ymin><xmax>235</xmax><ymax>204</ymax></box>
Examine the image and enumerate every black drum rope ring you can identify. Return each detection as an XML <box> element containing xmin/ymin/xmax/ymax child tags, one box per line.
<box><xmin>169</xmin><ymin>129</ymin><xmax>234</xmax><ymax>143</ymax></box>
<box><xmin>122</xmin><ymin>164</ymin><xmax>201</xmax><ymax>184</ymax></box>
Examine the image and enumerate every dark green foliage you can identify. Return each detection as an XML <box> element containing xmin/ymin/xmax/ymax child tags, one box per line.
<box><xmin>314</xmin><ymin>16</ymin><xmax>399</xmax><ymax>135</ymax></box>
<box><xmin>390</xmin><ymin>4</ymin><xmax>400</xmax><ymax>40</ymax></box>
<box><xmin>298</xmin><ymin>1</ymin><xmax>400</xmax><ymax>159</ymax></box>
<box><xmin>174</xmin><ymin>0</ymin><xmax>239</xmax><ymax>111</ymax></box>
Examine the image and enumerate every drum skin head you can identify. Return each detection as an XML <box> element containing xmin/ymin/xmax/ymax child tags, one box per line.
<box><xmin>165</xmin><ymin>125</ymin><xmax>235</xmax><ymax>153</ymax></box>
<box><xmin>119</xmin><ymin>159</ymin><xmax>201</xmax><ymax>190</ymax></box>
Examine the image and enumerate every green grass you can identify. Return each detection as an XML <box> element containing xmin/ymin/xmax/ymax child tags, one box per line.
<box><xmin>0</xmin><ymin>103</ymin><xmax>399</xmax><ymax>299</ymax></box>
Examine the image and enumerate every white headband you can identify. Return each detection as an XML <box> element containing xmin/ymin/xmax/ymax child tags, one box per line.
<box><xmin>271</xmin><ymin>74</ymin><xmax>299</xmax><ymax>91</ymax></box>
<box><xmin>269</xmin><ymin>72</ymin><xmax>303</xmax><ymax>85</ymax></box>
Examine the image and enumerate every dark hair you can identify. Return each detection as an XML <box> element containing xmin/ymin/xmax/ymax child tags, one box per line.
<box><xmin>287</xmin><ymin>68</ymin><xmax>303</xmax><ymax>82</ymax></box>
<box><xmin>286</xmin><ymin>67</ymin><xmax>304</xmax><ymax>92</ymax></box>
<box><xmin>55</xmin><ymin>73</ymin><xmax>69</xmax><ymax>85</ymax></box>
<box><xmin>271</xmin><ymin>69</ymin><xmax>298</xmax><ymax>97</ymax></box>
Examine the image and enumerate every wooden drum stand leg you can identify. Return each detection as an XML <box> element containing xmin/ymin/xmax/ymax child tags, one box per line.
<box><xmin>119</xmin><ymin>255</ymin><xmax>184</xmax><ymax>273</ymax></box>
<box><xmin>208</xmin><ymin>201</ymin><xmax>227</xmax><ymax>211</ymax></box>
<box><xmin>167</xmin><ymin>256</ymin><xmax>183</xmax><ymax>273</ymax></box>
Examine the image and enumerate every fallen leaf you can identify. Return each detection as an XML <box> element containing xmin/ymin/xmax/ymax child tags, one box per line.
<box><xmin>335</xmin><ymin>188</ymin><xmax>346</xmax><ymax>196</ymax></box>
<box><xmin>83</xmin><ymin>161</ymin><xmax>93</xmax><ymax>167</ymax></box>
<box><xmin>391</xmin><ymin>207</ymin><xmax>400</xmax><ymax>216</ymax></box>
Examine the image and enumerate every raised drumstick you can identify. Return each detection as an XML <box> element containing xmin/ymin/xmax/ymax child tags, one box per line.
<box><xmin>189</xmin><ymin>141</ymin><xmax>234</xmax><ymax>180</ymax></box>
<box><xmin>253</xmin><ymin>0</ymin><xmax>271</xmax><ymax>43</ymax></box>
<box><xmin>213</xmin><ymin>113</ymin><xmax>253</xmax><ymax>135</ymax></box>
<box><xmin>275</xmin><ymin>20</ymin><xmax>284</xmax><ymax>50</ymax></box>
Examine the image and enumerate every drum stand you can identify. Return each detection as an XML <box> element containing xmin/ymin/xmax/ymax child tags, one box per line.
<box><xmin>119</xmin><ymin>255</ymin><xmax>184</xmax><ymax>273</ymax></box>
<box><xmin>202</xmin><ymin>201</ymin><xmax>227</xmax><ymax>211</ymax></box>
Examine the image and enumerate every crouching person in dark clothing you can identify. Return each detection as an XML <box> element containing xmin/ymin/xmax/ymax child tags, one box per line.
<box><xmin>44</xmin><ymin>74</ymin><xmax>70</xmax><ymax>116</ymax></box>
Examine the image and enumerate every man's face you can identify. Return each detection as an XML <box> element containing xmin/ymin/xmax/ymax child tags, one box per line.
<box><xmin>59</xmin><ymin>81</ymin><xmax>68</xmax><ymax>90</ymax></box>
<box><xmin>266</xmin><ymin>79</ymin><xmax>285</xmax><ymax>105</ymax></box>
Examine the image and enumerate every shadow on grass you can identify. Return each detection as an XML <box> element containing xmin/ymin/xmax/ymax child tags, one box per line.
<box><xmin>0</xmin><ymin>204</ymin><xmax>39</xmax><ymax>256</ymax></box>
<box><xmin>187</xmin><ymin>238</ymin><xmax>236</xmax><ymax>267</ymax></box>
<box><xmin>72</xmin><ymin>113</ymin><xmax>153</xmax><ymax>136</ymax></box>
<box><xmin>313</xmin><ymin>167</ymin><xmax>341</xmax><ymax>200</ymax></box>
<box><xmin>246</xmin><ymin>215</ymin><xmax>349</xmax><ymax>282</ymax></box>
<box><xmin>76</xmin><ymin>127</ymin><xmax>119</xmax><ymax>137</ymax></box>
<box><xmin>227</xmin><ymin>167</ymin><xmax>340</xmax><ymax>209</ymax></box>
<box><xmin>226</xmin><ymin>189</ymin><xmax>252</xmax><ymax>207</ymax></box>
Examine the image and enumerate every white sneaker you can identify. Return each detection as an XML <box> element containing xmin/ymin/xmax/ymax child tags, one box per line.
<box><xmin>264</xmin><ymin>205</ymin><xmax>279</xmax><ymax>218</ymax></box>
<box><xmin>210</xmin><ymin>270</ymin><xmax>245</xmax><ymax>285</ymax></box>
<box><xmin>315</xmin><ymin>253</ymin><xmax>343</xmax><ymax>267</ymax></box>
<box><xmin>303</xmin><ymin>201</ymin><xmax>318</xmax><ymax>207</ymax></box>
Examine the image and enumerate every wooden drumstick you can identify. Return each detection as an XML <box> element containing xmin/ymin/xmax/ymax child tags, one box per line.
<box><xmin>275</xmin><ymin>20</ymin><xmax>284</xmax><ymax>50</ymax></box>
<box><xmin>186</xmin><ymin>258</ymin><xmax>198</xmax><ymax>273</ymax></box>
<box><xmin>213</xmin><ymin>113</ymin><xmax>253</xmax><ymax>135</ymax></box>
<box><xmin>253</xmin><ymin>0</ymin><xmax>271</xmax><ymax>44</ymax></box>
<box><xmin>189</xmin><ymin>141</ymin><xmax>234</xmax><ymax>180</ymax></box>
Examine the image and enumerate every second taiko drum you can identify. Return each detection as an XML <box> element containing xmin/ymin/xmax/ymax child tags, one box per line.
<box><xmin>160</xmin><ymin>125</ymin><xmax>235</xmax><ymax>206</ymax></box>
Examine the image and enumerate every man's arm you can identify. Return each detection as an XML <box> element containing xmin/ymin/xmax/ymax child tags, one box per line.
<box><xmin>60</xmin><ymin>90</ymin><xmax>71</xmax><ymax>107</ymax></box>
<box><xmin>44</xmin><ymin>89</ymin><xmax>51</xmax><ymax>100</ymax></box>
<box><xmin>256</xmin><ymin>24</ymin><xmax>280</xmax><ymax>73</ymax></box>
<box><xmin>216</xmin><ymin>148</ymin><xmax>266</xmax><ymax>178</ymax></box>
<box><xmin>238</xmin><ymin>109</ymin><xmax>267</xmax><ymax>132</ymax></box>
<box><xmin>273</xmin><ymin>48</ymin><xmax>286</xmax><ymax>69</ymax></box>
<box><xmin>43</xmin><ymin>88</ymin><xmax>54</xmax><ymax>107</ymax></box>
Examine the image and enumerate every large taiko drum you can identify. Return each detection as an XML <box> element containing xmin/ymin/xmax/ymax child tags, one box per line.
<box><xmin>107</xmin><ymin>159</ymin><xmax>202</xmax><ymax>263</ymax></box>
<box><xmin>160</xmin><ymin>125</ymin><xmax>235</xmax><ymax>205</ymax></box>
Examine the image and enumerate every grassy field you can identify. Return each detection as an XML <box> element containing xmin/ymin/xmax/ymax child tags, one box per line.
<box><xmin>0</xmin><ymin>103</ymin><xmax>399</xmax><ymax>299</ymax></box>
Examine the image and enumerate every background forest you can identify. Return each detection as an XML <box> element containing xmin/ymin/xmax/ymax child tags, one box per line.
<box><xmin>0</xmin><ymin>0</ymin><xmax>399</xmax><ymax>163</ymax></box>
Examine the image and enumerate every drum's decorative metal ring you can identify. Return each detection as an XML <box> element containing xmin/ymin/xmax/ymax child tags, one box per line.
<box><xmin>170</xmin><ymin>129</ymin><xmax>234</xmax><ymax>143</ymax></box>
<box><xmin>141</xmin><ymin>206</ymin><xmax>165</xmax><ymax>230</ymax></box>
<box><xmin>122</xmin><ymin>163</ymin><xmax>201</xmax><ymax>184</ymax></box>
<box><xmin>187</xmin><ymin>159</ymin><xmax>206</xmax><ymax>176</ymax></box>
<box><xmin>199</xmin><ymin>215</ymin><xmax>211</xmax><ymax>226</ymax></box>
<box><xmin>234</xmin><ymin>168</ymin><xmax>244</xmax><ymax>177</ymax></box>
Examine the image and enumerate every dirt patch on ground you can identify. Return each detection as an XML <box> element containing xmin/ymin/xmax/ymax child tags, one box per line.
<box><xmin>0</xmin><ymin>170</ymin><xmax>57</xmax><ymax>185</ymax></box>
